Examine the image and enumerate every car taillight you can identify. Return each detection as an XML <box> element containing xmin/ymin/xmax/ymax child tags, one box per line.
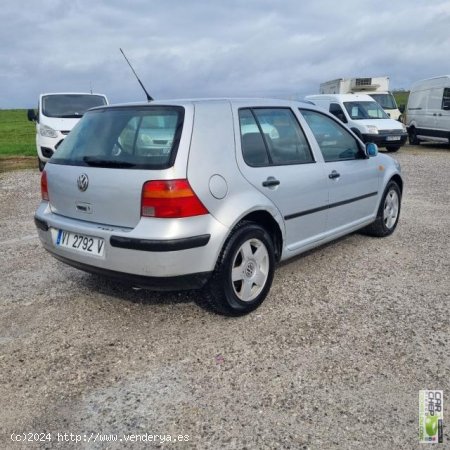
<box><xmin>41</xmin><ymin>170</ymin><xmax>49</xmax><ymax>201</ymax></box>
<box><xmin>141</xmin><ymin>179</ymin><xmax>208</xmax><ymax>218</ymax></box>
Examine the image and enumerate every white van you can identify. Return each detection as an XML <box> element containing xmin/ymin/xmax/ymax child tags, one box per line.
<box><xmin>305</xmin><ymin>94</ymin><xmax>407</xmax><ymax>152</ymax></box>
<box><xmin>28</xmin><ymin>93</ymin><xmax>108</xmax><ymax>170</ymax></box>
<box><xmin>405</xmin><ymin>75</ymin><xmax>450</xmax><ymax>145</ymax></box>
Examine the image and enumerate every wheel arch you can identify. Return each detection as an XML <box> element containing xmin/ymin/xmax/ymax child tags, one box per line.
<box><xmin>234</xmin><ymin>210</ymin><xmax>283</xmax><ymax>262</ymax></box>
<box><xmin>389</xmin><ymin>174</ymin><xmax>403</xmax><ymax>194</ymax></box>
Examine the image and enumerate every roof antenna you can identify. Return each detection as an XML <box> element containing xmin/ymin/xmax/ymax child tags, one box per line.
<box><xmin>120</xmin><ymin>48</ymin><xmax>153</xmax><ymax>102</ymax></box>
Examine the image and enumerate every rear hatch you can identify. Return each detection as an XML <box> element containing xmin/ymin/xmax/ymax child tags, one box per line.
<box><xmin>46</xmin><ymin>104</ymin><xmax>191</xmax><ymax>229</ymax></box>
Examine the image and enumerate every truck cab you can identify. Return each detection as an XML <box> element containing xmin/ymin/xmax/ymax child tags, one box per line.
<box><xmin>319</xmin><ymin>77</ymin><xmax>402</xmax><ymax>120</ymax></box>
<box><xmin>28</xmin><ymin>93</ymin><xmax>108</xmax><ymax>171</ymax></box>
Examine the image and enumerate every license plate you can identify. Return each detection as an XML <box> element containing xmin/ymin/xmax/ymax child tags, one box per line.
<box><xmin>56</xmin><ymin>229</ymin><xmax>105</xmax><ymax>256</ymax></box>
<box><xmin>386</xmin><ymin>135</ymin><xmax>401</xmax><ymax>141</ymax></box>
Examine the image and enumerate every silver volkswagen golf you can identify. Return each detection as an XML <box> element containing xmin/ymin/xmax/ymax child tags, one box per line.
<box><xmin>35</xmin><ymin>99</ymin><xmax>403</xmax><ymax>315</ymax></box>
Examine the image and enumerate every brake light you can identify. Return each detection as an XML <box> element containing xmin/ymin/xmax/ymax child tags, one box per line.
<box><xmin>141</xmin><ymin>179</ymin><xmax>208</xmax><ymax>218</ymax></box>
<box><xmin>41</xmin><ymin>171</ymin><xmax>49</xmax><ymax>201</ymax></box>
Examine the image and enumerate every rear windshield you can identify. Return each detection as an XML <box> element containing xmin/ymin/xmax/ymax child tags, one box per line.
<box><xmin>49</xmin><ymin>106</ymin><xmax>185</xmax><ymax>170</ymax></box>
<box><xmin>42</xmin><ymin>94</ymin><xmax>107</xmax><ymax>118</ymax></box>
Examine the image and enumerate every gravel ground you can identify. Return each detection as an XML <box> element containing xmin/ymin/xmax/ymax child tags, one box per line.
<box><xmin>0</xmin><ymin>144</ymin><xmax>449</xmax><ymax>450</ymax></box>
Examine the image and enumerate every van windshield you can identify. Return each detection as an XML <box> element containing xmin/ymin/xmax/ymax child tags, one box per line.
<box><xmin>49</xmin><ymin>106</ymin><xmax>185</xmax><ymax>170</ymax></box>
<box><xmin>343</xmin><ymin>101</ymin><xmax>389</xmax><ymax>120</ymax></box>
<box><xmin>42</xmin><ymin>94</ymin><xmax>107</xmax><ymax>118</ymax></box>
<box><xmin>369</xmin><ymin>93</ymin><xmax>397</xmax><ymax>110</ymax></box>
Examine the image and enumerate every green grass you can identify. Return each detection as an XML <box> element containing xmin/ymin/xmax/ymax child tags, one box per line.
<box><xmin>0</xmin><ymin>109</ymin><xmax>36</xmax><ymax>157</ymax></box>
<box><xmin>393</xmin><ymin>91</ymin><xmax>409</xmax><ymax>108</ymax></box>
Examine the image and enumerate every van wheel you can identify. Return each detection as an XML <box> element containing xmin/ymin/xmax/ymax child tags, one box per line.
<box><xmin>201</xmin><ymin>221</ymin><xmax>275</xmax><ymax>316</ymax></box>
<box><xmin>361</xmin><ymin>181</ymin><xmax>401</xmax><ymax>237</ymax></box>
<box><xmin>408</xmin><ymin>127</ymin><xmax>420</xmax><ymax>145</ymax></box>
<box><xmin>386</xmin><ymin>145</ymin><xmax>400</xmax><ymax>152</ymax></box>
<box><xmin>38</xmin><ymin>158</ymin><xmax>45</xmax><ymax>172</ymax></box>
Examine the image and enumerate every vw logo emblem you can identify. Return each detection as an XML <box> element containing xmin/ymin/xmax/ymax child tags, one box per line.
<box><xmin>77</xmin><ymin>173</ymin><xmax>89</xmax><ymax>192</ymax></box>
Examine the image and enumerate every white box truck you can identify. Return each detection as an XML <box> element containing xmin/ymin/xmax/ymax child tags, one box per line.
<box><xmin>405</xmin><ymin>75</ymin><xmax>450</xmax><ymax>145</ymax></box>
<box><xmin>28</xmin><ymin>93</ymin><xmax>108</xmax><ymax>171</ymax></box>
<box><xmin>319</xmin><ymin>77</ymin><xmax>401</xmax><ymax>120</ymax></box>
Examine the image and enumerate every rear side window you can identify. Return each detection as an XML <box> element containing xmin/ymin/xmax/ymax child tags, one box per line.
<box><xmin>50</xmin><ymin>106</ymin><xmax>184</xmax><ymax>169</ymax></box>
<box><xmin>300</xmin><ymin>109</ymin><xmax>362</xmax><ymax>162</ymax></box>
<box><xmin>441</xmin><ymin>88</ymin><xmax>450</xmax><ymax>110</ymax></box>
<box><xmin>239</xmin><ymin>108</ymin><xmax>314</xmax><ymax>166</ymax></box>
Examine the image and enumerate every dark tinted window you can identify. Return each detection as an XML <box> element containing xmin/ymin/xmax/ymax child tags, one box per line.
<box><xmin>329</xmin><ymin>103</ymin><xmax>347</xmax><ymax>123</ymax></box>
<box><xmin>239</xmin><ymin>108</ymin><xmax>314</xmax><ymax>166</ymax></box>
<box><xmin>300</xmin><ymin>109</ymin><xmax>362</xmax><ymax>162</ymax></box>
<box><xmin>442</xmin><ymin>88</ymin><xmax>450</xmax><ymax>110</ymax></box>
<box><xmin>49</xmin><ymin>106</ymin><xmax>184</xmax><ymax>169</ymax></box>
<box><xmin>42</xmin><ymin>94</ymin><xmax>107</xmax><ymax>118</ymax></box>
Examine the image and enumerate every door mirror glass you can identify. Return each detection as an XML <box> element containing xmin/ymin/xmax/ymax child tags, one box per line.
<box><xmin>27</xmin><ymin>109</ymin><xmax>37</xmax><ymax>122</ymax></box>
<box><xmin>366</xmin><ymin>142</ymin><xmax>378</xmax><ymax>157</ymax></box>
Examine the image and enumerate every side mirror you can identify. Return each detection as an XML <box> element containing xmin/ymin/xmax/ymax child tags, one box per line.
<box><xmin>366</xmin><ymin>142</ymin><xmax>378</xmax><ymax>157</ymax></box>
<box><xmin>27</xmin><ymin>109</ymin><xmax>37</xmax><ymax>122</ymax></box>
<box><xmin>398</xmin><ymin>104</ymin><xmax>405</xmax><ymax>113</ymax></box>
<box><xmin>442</xmin><ymin>100</ymin><xmax>450</xmax><ymax>111</ymax></box>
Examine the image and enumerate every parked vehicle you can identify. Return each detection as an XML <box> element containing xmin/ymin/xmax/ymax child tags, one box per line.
<box><xmin>27</xmin><ymin>93</ymin><xmax>108</xmax><ymax>171</ymax></box>
<box><xmin>320</xmin><ymin>77</ymin><xmax>402</xmax><ymax>120</ymax></box>
<box><xmin>305</xmin><ymin>94</ymin><xmax>407</xmax><ymax>152</ymax></box>
<box><xmin>34</xmin><ymin>99</ymin><xmax>403</xmax><ymax>316</ymax></box>
<box><xmin>405</xmin><ymin>75</ymin><xmax>450</xmax><ymax>145</ymax></box>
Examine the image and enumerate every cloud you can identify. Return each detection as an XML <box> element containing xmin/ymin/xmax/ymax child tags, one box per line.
<box><xmin>0</xmin><ymin>0</ymin><xmax>449</xmax><ymax>107</ymax></box>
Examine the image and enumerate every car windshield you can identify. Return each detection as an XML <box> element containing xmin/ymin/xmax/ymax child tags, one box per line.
<box><xmin>343</xmin><ymin>101</ymin><xmax>389</xmax><ymax>120</ymax></box>
<box><xmin>42</xmin><ymin>94</ymin><xmax>107</xmax><ymax>118</ymax></box>
<box><xmin>49</xmin><ymin>106</ymin><xmax>184</xmax><ymax>169</ymax></box>
<box><xmin>369</xmin><ymin>93</ymin><xmax>397</xmax><ymax>110</ymax></box>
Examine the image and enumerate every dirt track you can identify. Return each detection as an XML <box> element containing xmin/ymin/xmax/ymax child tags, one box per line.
<box><xmin>1</xmin><ymin>144</ymin><xmax>449</xmax><ymax>449</ymax></box>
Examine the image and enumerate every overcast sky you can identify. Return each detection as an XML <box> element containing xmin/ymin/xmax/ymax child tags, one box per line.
<box><xmin>1</xmin><ymin>0</ymin><xmax>449</xmax><ymax>108</ymax></box>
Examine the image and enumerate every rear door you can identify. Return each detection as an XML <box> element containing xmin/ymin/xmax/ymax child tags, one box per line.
<box><xmin>299</xmin><ymin>109</ymin><xmax>379</xmax><ymax>232</ymax></box>
<box><xmin>236</xmin><ymin>107</ymin><xmax>329</xmax><ymax>249</ymax></box>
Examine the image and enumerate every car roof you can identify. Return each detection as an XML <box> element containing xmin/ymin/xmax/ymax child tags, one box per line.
<box><xmin>89</xmin><ymin>98</ymin><xmax>319</xmax><ymax>111</ymax></box>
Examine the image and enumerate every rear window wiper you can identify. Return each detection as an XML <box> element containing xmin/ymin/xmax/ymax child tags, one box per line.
<box><xmin>83</xmin><ymin>156</ymin><xmax>136</xmax><ymax>168</ymax></box>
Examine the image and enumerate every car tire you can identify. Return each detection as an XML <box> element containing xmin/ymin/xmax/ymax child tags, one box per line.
<box><xmin>386</xmin><ymin>145</ymin><xmax>400</xmax><ymax>152</ymax></box>
<box><xmin>408</xmin><ymin>127</ymin><xmax>420</xmax><ymax>145</ymax></box>
<box><xmin>361</xmin><ymin>181</ymin><xmax>401</xmax><ymax>237</ymax></box>
<box><xmin>38</xmin><ymin>158</ymin><xmax>45</xmax><ymax>172</ymax></box>
<box><xmin>200</xmin><ymin>221</ymin><xmax>275</xmax><ymax>316</ymax></box>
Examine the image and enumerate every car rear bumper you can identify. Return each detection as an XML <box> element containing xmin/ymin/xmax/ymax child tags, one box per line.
<box><xmin>49</xmin><ymin>252</ymin><xmax>212</xmax><ymax>290</ymax></box>
<box><xmin>34</xmin><ymin>202</ymin><xmax>228</xmax><ymax>284</ymax></box>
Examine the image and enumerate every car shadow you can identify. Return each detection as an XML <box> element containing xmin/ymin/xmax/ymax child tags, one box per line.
<box><xmin>82</xmin><ymin>273</ymin><xmax>197</xmax><ymax>306</ymax></box>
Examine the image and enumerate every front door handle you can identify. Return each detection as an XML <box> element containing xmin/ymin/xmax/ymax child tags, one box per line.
<box><xmin>328</xmin><ymin>170</ymin><xmax>340</xmax><ymax>179</ymax></box>
<box><xmin>262</xmin><ymin>177</ymin><xmax>280</xmax><ymax>188</ymax></box>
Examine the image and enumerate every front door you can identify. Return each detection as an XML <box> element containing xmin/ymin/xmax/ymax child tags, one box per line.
<box><xmin>299</xmin><ymin>109</ymin><xmax>380</xmax><ymax>233</ymax></box>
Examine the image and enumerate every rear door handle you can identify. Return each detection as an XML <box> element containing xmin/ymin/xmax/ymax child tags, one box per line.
<box><xmin>262</xmin><ymin>177</ymin><xmax>280</xmax><ymax>188</ymax></box>
<box><xmin>328</xmin><ymin>170</ymin><xmax>340</xmax><ymax>179</ymax></box>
